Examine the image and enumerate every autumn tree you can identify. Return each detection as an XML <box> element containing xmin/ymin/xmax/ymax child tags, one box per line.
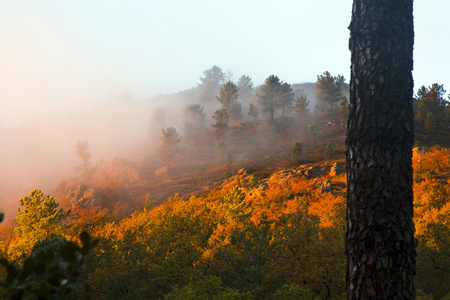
<box><xmin>346</xmin><ymin>0</ymin><xmax>416</xmax><ymax>298</ymax></box>
<box><xmin>75</xmin><ymin>140</ymin><xmax>92</xmax><ymax>174</ymax></box>
<box><xmin>257</xmin><ymin>75</ymin><xmax>282</xmax><ymax>121</ymax></box>
<box><xmin>315</xmin><ymin>71</ymin><xmax>342</xmax><ymax>110</ymax></box>
<box><xmin>157</xmin><ymin>127</ymin><xmax>181</xmax><ymax>174</ymax></box>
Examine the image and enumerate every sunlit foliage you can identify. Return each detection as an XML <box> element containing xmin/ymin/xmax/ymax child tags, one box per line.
<box><xmin>8</xmin><ymin>189</ymin><xmax>69</xmax><ymax>260</ymax></box>
<box><xmin>0</xmin><ymin>147</ymin><xmax>449</xmax><ymax>298</ymax></box>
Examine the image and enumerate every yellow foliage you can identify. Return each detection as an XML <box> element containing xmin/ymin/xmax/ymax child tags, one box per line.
<box><xmin>308</xmin><ymin>193</ymin><xmax>345</xmax><ymax>229</ymax></box>
<box><xmin>413</xmin><ymin>146</ymin><xmax>450</xmax><ymax>179</ymax></box>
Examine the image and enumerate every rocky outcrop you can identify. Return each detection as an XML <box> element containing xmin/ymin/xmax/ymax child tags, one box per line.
<box><xmin>316</xmin><ymin>179</ymin><xmax>332</xmax><ymax>192</ymax></box>
<box><xmin>220</xmin><ymin>168</ymin><xmax>251</xmax><ymax>190</ymax></box>
<box><xmin>329</xmin><ymin>162</ymin><xmax>345</xmax><ymax>177</ymax></box>
<box><xmin>220</xmin><ymin>161</ymin><xmax>346</xmax><ymax>194</ymax></box>
<box><xmin>70</xmin><ymin>184</ymin><xmax>103</xmax><ymax>209</ymax></box>
<box><xmin>88</xmin><ymin>159</ymin><xmax>140</xmax><ymax>187</ymax></box>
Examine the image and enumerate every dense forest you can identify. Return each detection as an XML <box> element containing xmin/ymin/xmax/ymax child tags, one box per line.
<box><xmin>0</xmin><ymin>66</ymin><xmax>449</xmax><ymax>299</ymax></box>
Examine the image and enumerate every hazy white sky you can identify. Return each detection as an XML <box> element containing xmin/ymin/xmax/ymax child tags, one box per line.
<box><xmin>1</xmin><ymin>0</ymin><xmax>449</xmax><ymax>125</ymax></box>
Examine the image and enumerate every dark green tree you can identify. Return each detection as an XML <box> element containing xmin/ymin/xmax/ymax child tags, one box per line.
<box><xmin>211</xmin><ymin>108</ymin><xmax>229</xmax><ymax>138</ymax></box>
<box><xmin>339</xmin><ymin>95</ymin><xmax>349</xmax><ymax>127</ymax></box>
<box><xmin>157</xmin><ymin>127</ymin><xmax>182</xmax><ymax>174</ymax></box>
<box><xmin>415</xmin><ymin>84</ymin><xmax>447</xmax><ymax>121</ymax></box>
<box><xmin>414</xmin><ymin>84</ymin><xmax>449</xmax><ymax>146</ymax></box>
<box><xmin>346</xmin><ymin>0</ymin><xmax>416</xmax><ymax>298</ymax></box>
<box><xmin>277</xmin><ymin>82</ymin><xmax>295</xmax><ymax>119</ymax></box>
<box><xmin>294</xmin><ymin>90</ymin><xmax>310</xmax><ymax>130</ymax></box>
<box><xmin>199</xmin><ymin>65</ymin><xmax>226</xmax><ymax>102</ymax></box>
<box><xmin>257</xmin><ymin>75</ymin><xmax>282</xmax><ymax>121</ymax></box>
<box><xmin>308</xmin><ymin>123</ymin><xmax>319</xmax><ymax>145</ymax></box>
<box><xmin>248</xmin><ymin>103</ymin><xmax>259</xmax><ymax>121</ymax></box>
<box><xmin>0</xmin><ymin>231</ymin><xmax>97</xmax><ymax>300</ymax></box>
<box><xmin>315</xmin><ymin>71</ymin><xmax>342</xmax><ymax>110</ymax></box>
<box><xmin>237</xmin><ymin>75</ymin><xmax>254</xmax><ymax>104</ymax></box>
<box><xmin>334</xmin><ymin>74</ymin><xmax>347</xmax><ymax>94</ymax></box>
<box><xmin>216</xmin><ymin>81</ymin><xmax>239</xmax><ymax>112</ymax></box>
<box><xmin>291</xmin><ymin>142</ymin><xmax>303</xmax><ymax>164</ymax></box>
<box><xmin>324</xmin><ymin>142</ymin><xmax>336</xmax><ymax>160</ymax></box>
<box><xmin>229</xmin><ymin>101</ymin><xmax>243</xmax><ymax>123</ymax></box>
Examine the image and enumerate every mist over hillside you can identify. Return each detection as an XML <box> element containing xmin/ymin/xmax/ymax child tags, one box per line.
<box><xmin>0</xmin><ymin>75</ymin><xmax>330</xmax><ymax>219</ymax></box>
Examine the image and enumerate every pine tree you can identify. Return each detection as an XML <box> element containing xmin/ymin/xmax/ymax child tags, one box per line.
<box><xmin>346</xmin><ymin>0</ymin><xmax>416</xmax><ymax>298</ymax></box>
<box><xmin>291</xmin><ymin>142</ymin><xmax>303</xmax><ymax>164</ymax></box>
<box><xmin>277</xmin><ymin>83</ymin><xmax>295</xmax><ymax>119</ymax></box>
<box><xmin>216</xmin><ymin>81</ymin><xmax>239</xmax><ymax>111</ymax></box>
<box><xmin>199</xmin><ymin>65</ymin><xmax>226</xmax><ymax>102</ymax></box>
<box><xmin>257</xmin><ymin>75</ymin><xmax>282</xmax><ymax>121</ymax></box>
<box><xmin>157</xmin><ymin>127</ymin><xmax>182</xmax><ymax>174</ymax></box>
<box><xmin>211</xmin><ymin>108</ymin><xmax>229</xmax><ymax>138</ymax></box>
<box><xmin>294</xmin><ymin>91</ymin><xmax>310</xmax><ymax>130</ymax></box>
<box><xmin>315</xmin><ymin>71</ymin><xmax>341</xmax><ymax>110</ymax></box>
<box><xmin>248</xmin><ymin>103</ymin><xmax>259</xmax><ymax>121</ymax></box>
<box><xmin>9</xmin><ymin>189</ymin><xmax>69</xmax><ymax>258</ymax></box>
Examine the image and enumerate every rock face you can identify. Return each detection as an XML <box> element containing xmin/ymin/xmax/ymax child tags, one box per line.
<box><xmin>220</xmin><ymin>160</ymin><xmax>346</xmax><ymax>194</ymax></box>
<box><xmin>70</xmin><ymin>184</ymin><xmax>103</xmax><ymax>209</ymax></box>
<box><xmin>220</xmin><ymin>168</ymin><xmax>251</xmax><ymax>190</ymax></box>
<box><xmin>316</xmin><ymin>180</ymin><xmax>332</xmax><ymax>192</ymax></box>
<box><xmin>329</xmin><ymin>162</ymin><xmax>345</xmax><ymax>177</ymax></box>
<box><xmin>304</xmin><ymin>166</ymin><xmax>323</xmax><ymax>179</ymax></box>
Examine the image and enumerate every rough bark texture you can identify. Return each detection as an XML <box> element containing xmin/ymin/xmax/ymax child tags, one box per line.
<box><xmin>346</xmin><ymin>1</ymin><xmax>416</xmax><ymax>299</ymax></box>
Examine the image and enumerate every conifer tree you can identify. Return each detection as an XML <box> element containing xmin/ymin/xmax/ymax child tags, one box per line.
<box><xmin>346</xmin><ymin>0</ymin><xmax>416</xmax><ymax>298</ymax></box>
<box><xmin>211</xmin><ymin>108</ymin><xmax>229</xmax><ymax>138</ymax></box>
<box><xmin>315</xmin><ymin>71</ymin><xmax>341</xmax><ymax>110</ymax></box>
<box><xmin>294</xmin><ymin>91</ymin><xmax>310</xmax><ymax>130</ymax></box>
<box><xmin>248</xmin><ymin>103</ymin><xmax>259</xmax><ymax>121</ymax></box>
<box><xmin>216</xmin><ymin>81</ymin><xmax>239</xmax><ymax>112</ymax></box>
<box><xmin>257</xmin><ymin>75</ymin><xmax>282</xmax><ymax>121</ymax></box>
<box><xmin>199</xmin><ymin>65</ymin><xmax>226</xmax><ymax>103</ymax></box>
<box><xmin>157</xmin><ymin>127</ymin><xmax>181</xmax><ymax>174</ymax></box>
<box><xmin>9</xmin><ymin>189</ymin><xmax>69</xmax><ymax>258</ymax></box>
<box><xmin>277</xmin><ymin>83</ymin><xmax>295</xmax><ymax>119</ymax></box>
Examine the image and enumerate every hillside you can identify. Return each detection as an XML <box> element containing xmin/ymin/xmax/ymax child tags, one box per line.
<box><xmin>1</xmin><ymin>146</ymin><xmax>449</xmax><ymax>299</ymax></box>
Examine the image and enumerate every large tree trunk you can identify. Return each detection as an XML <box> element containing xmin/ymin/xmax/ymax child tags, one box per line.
<box><xmin>346</xmin><ymin>1</ymin><xmax>416</xmax><ymax>299</ymax></box>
